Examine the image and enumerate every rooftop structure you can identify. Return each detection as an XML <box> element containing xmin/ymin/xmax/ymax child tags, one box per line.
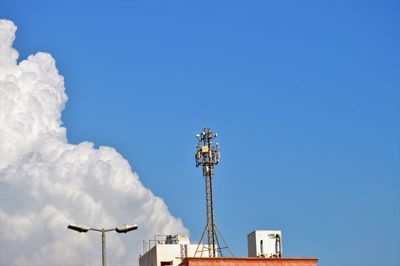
<box><xmin>139</xmin><ymin>235</ymin><xmax>216</xmax><ymax>266</ymax></box>
<box><xmin>248</xmin><ymin>230</ymin><xmax>282</xmax><ymax>258</ymax></box>
<box><xmin>139</xmin><ymin>230</ymin><xmax>317</xmax><ymax>266</ymax></box>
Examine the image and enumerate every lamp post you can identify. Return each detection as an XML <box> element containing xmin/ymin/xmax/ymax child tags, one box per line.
<box><xmin>68</xmin><ymin>223</ymin><xmax>138</xmax><ymax>266</ymax></box>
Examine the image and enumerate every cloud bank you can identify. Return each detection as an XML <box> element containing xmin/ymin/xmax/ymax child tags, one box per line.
<box><xmin>0</xmin><ymin>19</ymin><xmax>188</xmax><ymax>266</ymax></box>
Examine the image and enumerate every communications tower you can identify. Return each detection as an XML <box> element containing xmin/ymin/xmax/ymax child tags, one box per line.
<box><xmin>194</xmin><ymin>128</ymin><xmax>232</xmax><ymax>257</ymax></box>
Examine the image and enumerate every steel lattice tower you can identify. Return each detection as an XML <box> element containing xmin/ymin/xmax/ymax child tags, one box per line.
<box><xmin>195</xmin><ymin>128</ymin><xmax>229</xmax><ymax>257</ymax></box>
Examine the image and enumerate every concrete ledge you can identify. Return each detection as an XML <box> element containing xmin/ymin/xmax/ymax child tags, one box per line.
<box><xmin>179</xmin><ymin>257</ymin><xmax>318</xmax><ymax>266</ymax></box>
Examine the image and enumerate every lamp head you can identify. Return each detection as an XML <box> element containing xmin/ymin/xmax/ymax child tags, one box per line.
<box><xmin>115</xmin><ymin>224</ymin><xmax>138</xmax><ymax>233</ymax></box>
<box><xmin>68</xmin><ymin>224</ymin><xmax>90</xmax><ymax>233</ymax></box>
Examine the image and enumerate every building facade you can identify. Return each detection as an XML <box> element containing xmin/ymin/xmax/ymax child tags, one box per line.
<box><xmin>179</xmin><ymin>257</ymin><xmax>318</xmax><ymax>266</ymax></box>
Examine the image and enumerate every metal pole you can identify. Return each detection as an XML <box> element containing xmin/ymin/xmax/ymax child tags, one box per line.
<box><xmin>195</xmin><ymin>128</ymin><xmax>220</xmax><ymax>258</ymax></box>
<box><xmin>101</xmin><ymin>230</ymin><xmax>106</xmax><ymax>266</ymax></box>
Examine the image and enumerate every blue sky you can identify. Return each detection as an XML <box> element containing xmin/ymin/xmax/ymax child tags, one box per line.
<box><xmin>1</xmin><ymin>1</ymin><xmax>399</xmax><ymax>265</ymax></box>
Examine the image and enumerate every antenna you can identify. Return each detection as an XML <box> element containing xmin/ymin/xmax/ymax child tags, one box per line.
<box><xmin>194</xmin><ymin>128</ymin><xmax>232</xmax><ymax>257</ymax></box>
<box><xmin>201</xmin><ymin>105</ymin><xmax>206</xmax><ymax>129</ymax></box>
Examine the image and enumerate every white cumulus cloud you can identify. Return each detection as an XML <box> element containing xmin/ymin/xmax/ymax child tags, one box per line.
<box><xmin>0</xmin><ymin>19</ymin><xmax>188</xmax><ymax>266</ymax></box>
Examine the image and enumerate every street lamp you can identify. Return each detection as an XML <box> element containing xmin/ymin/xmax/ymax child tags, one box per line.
<box><xmin>68</xmin><ymin>223</ymin><xmax>138</xmax><ymax>266</ymax></box>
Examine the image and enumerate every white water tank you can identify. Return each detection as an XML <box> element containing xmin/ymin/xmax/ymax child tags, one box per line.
<box><xmin>247</xmin><ymin>230</ymin><xmax>282</xmax><ymax>258</ymax></box>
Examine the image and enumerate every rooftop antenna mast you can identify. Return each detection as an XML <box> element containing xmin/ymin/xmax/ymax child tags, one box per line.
<box><xmin>194</xmin><ymin>128</ymin><xmax>232</xmax><ymax>257</ymax></box>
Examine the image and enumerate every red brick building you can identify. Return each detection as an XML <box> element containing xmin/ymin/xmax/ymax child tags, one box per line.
<box><xmin>179</xmin><ymin>257</ymin><xmax>318</xmax><ymax>266</ymax></box>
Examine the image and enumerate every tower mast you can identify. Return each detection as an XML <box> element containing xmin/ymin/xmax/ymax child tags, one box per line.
<box><xmin>195</xmin><ymin>128</ymin><xmax>220</xmax><ymax>257</ymax></box>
